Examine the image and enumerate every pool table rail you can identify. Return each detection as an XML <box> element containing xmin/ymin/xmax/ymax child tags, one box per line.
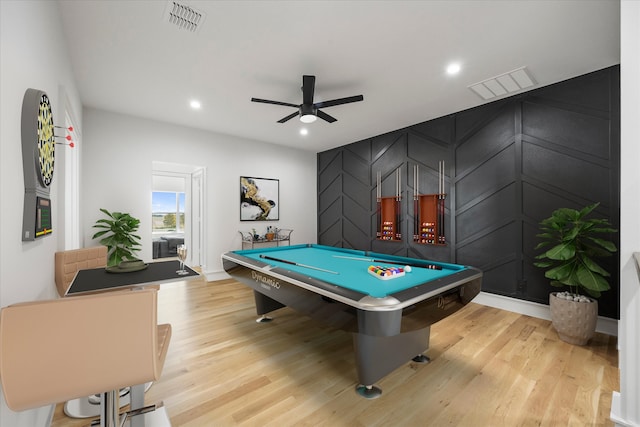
<box><xmin>222</xmin><ymin>249</ymin><xmax>481</xmax><ymax>312</ymax></box>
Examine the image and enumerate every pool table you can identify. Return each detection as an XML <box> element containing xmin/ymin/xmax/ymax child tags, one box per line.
<box><xmin>221</xmin><ymin>244</ymin><xmax>482</xmax><ymax>398</ymax></box>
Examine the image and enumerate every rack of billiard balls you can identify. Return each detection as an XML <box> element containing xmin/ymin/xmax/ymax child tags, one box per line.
<box><xmin>367</xmin><ymin>265</ymin><xmax>409</xmax><ymax>280</ymax></box>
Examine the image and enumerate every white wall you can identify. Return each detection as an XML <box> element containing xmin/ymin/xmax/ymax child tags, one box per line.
<box><xmin>611</xmin><ymin>2</ymin><xmax>640</xmax><ymax>426</ymax></box>
<box><xmin>0</xmin><ymin>1</ymin><xmax>82</xmax><ymax>426</ymax></box>
<box><xmin>81</xmin><ymin>108</ymin><xmax>317</xmax><ymax>278</ymax></box>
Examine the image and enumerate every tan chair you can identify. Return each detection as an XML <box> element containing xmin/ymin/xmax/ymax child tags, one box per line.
<box><xmin>0</xmin><ymin>289</ymin><xmax>171</xmax><ymax>427</ymax></box>
<box><xmin>55</xmin><ymin>246</ymin><xmax>108</xmax><ymax>297</ymax></box>
<box><xmin>55</xmin><ymin>246</ymin><xmax>161</xmax><ymax>420</ymax></box>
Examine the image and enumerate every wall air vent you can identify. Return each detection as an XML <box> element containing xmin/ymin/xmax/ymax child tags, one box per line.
<box><xmin>469</xmin><ymin>67</ymin><xmax>536</xmax><ymax>100</ymax></box>
<box><xmin>163</xmin><ymin>1</ymin><xmax>206</xmax><ymax>33</ymax></box>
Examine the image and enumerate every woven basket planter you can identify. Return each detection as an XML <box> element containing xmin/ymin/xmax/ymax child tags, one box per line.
<box><xmin>549</xmin><ymin>292</ymin><xmax>598</xmax><ymax>345</ymax></box>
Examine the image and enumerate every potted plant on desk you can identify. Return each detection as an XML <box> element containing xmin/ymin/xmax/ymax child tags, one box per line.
<box><xmin>92</xmin><ymin>208</ymin><xmax>142</xmax><ymax>266</ymax></box>
<box><xmin>533</xmin><ymin>203</ymin><xmax>617</xmax><ymax>345</ymax></box>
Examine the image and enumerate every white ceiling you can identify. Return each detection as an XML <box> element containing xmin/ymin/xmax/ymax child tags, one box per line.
<box><xmin>58</xmin><ymin>0</ymin><xmax>620</xmax><ymax>153</ymax></box>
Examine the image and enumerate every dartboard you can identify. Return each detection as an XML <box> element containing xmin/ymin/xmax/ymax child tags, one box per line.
<box><xmin>36</xmin><ymin>93</ymin><xmax>55</xmax><ymax>187</ymax></box>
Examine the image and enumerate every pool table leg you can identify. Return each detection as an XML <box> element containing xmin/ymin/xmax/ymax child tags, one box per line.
<box><xmin>355</xmin><ymin>384</ymin><xmax>382</xmax><ymax>399</ymax></box>
<box><xmin>412</xmin><ymin>354</ymin><xmax>431</xmax><ymax>363</ymax></box>
<box><xmin>253</xmin><ymin>290</ymin><xmax>285</xmax><ymax>321</ymax></box>
<box><xmin>353</xmin><ymin>326</ymin><xmax>431</xmax><ymax>398</ymax></box>
<box><xmin>256</xmin><ymin>315</ymin><xmax>273</xmax><ymax>323</ymax></box>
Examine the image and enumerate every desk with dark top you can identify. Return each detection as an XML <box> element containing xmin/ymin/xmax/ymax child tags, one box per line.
<box><xmin>66</xmin><ymin>260</ymin><xmax>199</xmax><ymax>296</ymax></box>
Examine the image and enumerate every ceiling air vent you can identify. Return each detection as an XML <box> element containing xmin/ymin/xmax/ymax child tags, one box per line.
<box><xmin>163</xmin><ymin>1</ymin><xmax>206</xmax><ymax>33</ymax></box>
<box><xmin>469</xmin><ymin>67</ymin><xmax>536</xmax><ymax>100</ymax></box>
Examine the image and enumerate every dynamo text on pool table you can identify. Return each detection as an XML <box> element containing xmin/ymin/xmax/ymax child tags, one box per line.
<box><xmin>222</xmin><ymin>244</ymin><xmax>482</xmax><ymax>398</ymax></box>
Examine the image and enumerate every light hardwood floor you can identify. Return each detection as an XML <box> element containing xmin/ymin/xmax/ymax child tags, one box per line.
<box><xmin>52</xmin><ymin>276</ymin><xmax>619</xmax><ymax>427</ymax></box>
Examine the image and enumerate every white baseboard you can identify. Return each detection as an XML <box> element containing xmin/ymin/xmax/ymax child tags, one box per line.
<box><xmin>472</xmin><ymin>291</ymin><xmax>618</xmax><ymax>337</ymax></box>
<box><xmin>204</xmin><ymin>269</ymin><xmax>231</xmax><ymax>282</ymax></box>
<box><xmin>610</xmin><ymin>391</ymin><xmax>639</xmax><ymax>427</ymax></box>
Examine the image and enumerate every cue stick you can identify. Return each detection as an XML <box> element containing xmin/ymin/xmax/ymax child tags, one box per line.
<box><xmin>331</xmin><ymin>255</ymin><xmax>442</xmax><ymax>270</ymax></box>
<box><xmin>414</xmin><ymin>164</ymin><xmax>419</xmax><ymax>242</ymax></box>
<box><xmin>259</xmin><ymin>254</ymin><xmax>339</xmax><ymax>274</ymax></box>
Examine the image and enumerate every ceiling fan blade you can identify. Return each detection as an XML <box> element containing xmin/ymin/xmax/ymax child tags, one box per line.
<box><xmin>277</xmin><ymin>111</ymin><xmax>300</xmax><ymax>123</ymax></box>
<box><xmin>302</xmin><ymin>75</ymin><xmax>315</xmax><ymax>105</ymax></box>
<box><xmin>316</xmin><ymin>110</ymin><xmax>337</xmax><ymax>123</ymax></box>
<box><xmin>251</xmin><ymin>98</ymin><xmax>299</xmax><ymax>108</ymax></box>
<box><xmin>313</xmin><ymin>95</ymin><xmax>363</xmax><ymax>109</ymax></box>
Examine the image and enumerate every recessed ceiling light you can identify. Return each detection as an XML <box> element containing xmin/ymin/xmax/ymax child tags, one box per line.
<box><xmin>190</xmin><ymin>100</ymin><xmax>201</xmax><ymax>109</ymax></box>
<box><xmin>446</xmin><ymin>63</ymin><xmax>461</xmax><ymax>75</ymax></box>
<box><xmin>300</xmin><ymin>128</ymin><xmax>308</xmax><ymax>136</ymax></box>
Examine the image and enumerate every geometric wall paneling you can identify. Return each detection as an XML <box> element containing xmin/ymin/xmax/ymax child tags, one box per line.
<box><xmin>316</xmin><ymin>65</ymin><xmax>619</xmax><ymax>319</ymax></box>
<box><xmin>344</xmin><ymin>137</ymin><xmax>373</xmax><ymax>164</ymax></box>
<box><xmin>522</xmin><ymin>101</ymin><xmax>611</xmax><ymax>159</ymax></box>
<box><xmin>318</xmin><ymin>149</ymin><xmax>344</xmax><ymax>247</ymax></box>
<box><xmin>455</xmin><ymin>105</ymin><xmax>516</xmax><ymax>174</ymax></box>
<box><xmin>522</xmin><ymin>142</ymin><xmax>610</xmax><ymax>203</ymax></box>
<box><xmin>480</xmin><ymin>262</ymin><xmax>519</xmax><ymax>296</ymax></box>
<box><xmin>318</xmin><ymin>198</ymin><xmax>342</xmax><ymax>233</ymax></box>
<box><xmin>456</xmin><ymin>184</ymin><xmax>516</xmax><ymax>244</ymax></box>
<box><xmin>371</xmin><ymin>131</ymin><xmax>406</xmax><ymax>166</ymax></box>
<box><xmin>343</xmin><ymin>168</ymin><xmax>371</xmax><ymax>211</ymax></box>
<box><xmin>407</xmin><ymin>132</ymin><xmax>449</xmax><ymax>171</ymax></box>
<box><xmin>528</xmin><ymin>68</ymin><xmax>613</xmax><ymax>115</ymax></box>
<box><xmin>456</xmin><ymin>221</ymin><xmax>519</xmax><ymax>295</ymax></box>
<box><xmin>375</xmin><ymin>168</ymin><xmax>402</xmax><ymax>241</ymax></box>
<box><xmin>317</xmin><ymin>142</ymin><xmax>375</xmax><ymax>250</ymax></box>
<box><xmin>317</xmin><ymin>147</ymin><xmax>343</xmax><ymax>248</ymax></box>
<box><xmin>318</xmin><ymin>176</ymin><xmax>342</xmax><ymax>222</ymax></box>
<box><xmin>319</xmin><ymin>217</ymin><xmax>343</xmax><ymax>248</ymax></box>
<box><xmin>455</xmin><ymin>98</ymin><xmax>512</xmax><ymax>141</ymax></box>
<box><xmin>453</xmin><ymin>97</ymin><xmax>521</xmax><ymax>299</ymax></box>
<box><xmin>410</xmin><ymin>115</ymin><xmax>454</xmax><ymax>146</ymax></box>
<box><xmin>455</xmin><ymin>213</ymin><xmax>518</xmax><ymax>269</ymax></box>
<box><xmin>318</xmin><ymin>150</ymin><xmax>342</xmax><ymax>191</ymax></box>
<box><xmin>343</xmin><ymin>148</ymin><xmax>371</xmax><ymax>185</ymax></box>
<box><xmin>523</xmin><ymin>259</ymin><xmax>556</xmax><ymax>303</ymax></box>
<box><xmin>343</xmin><ymin>212</ymin><xmax>370</xmax><ymax>250</ymax></box>
<box><xmin>522</xmin><ymin>181</ymin><xmax>587</xmax><ymax>223</ymax></box>
<box><xmin>412</xmin><ymin>163</ymin><xmax>446</xmax><ymax>245</ymax></box>
<box><xmin>455</xmin><ymin>144</ymin><xmax>516</xmax><ymax>209</ymax></box>
<box><xmin>343</xmin><ymin>183</ymin><xmax>370</xmax><ymax>249</ymax></box>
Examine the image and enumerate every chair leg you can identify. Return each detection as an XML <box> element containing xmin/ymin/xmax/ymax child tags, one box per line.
<box><xmin>129</xmin><ymin>383</ymin><xmax>146</xmax><ymax>427</ymax></box>
<box><xmin>99</xmin><ymin>390</ymin><xmax>120</xmax><ymax>427</ymax></box>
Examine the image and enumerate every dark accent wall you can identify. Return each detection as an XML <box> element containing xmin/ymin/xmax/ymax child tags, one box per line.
<box><xmin>317</xmin><ymin>66</ymin><xmax>620</xmax><ymax>319</ymax></box>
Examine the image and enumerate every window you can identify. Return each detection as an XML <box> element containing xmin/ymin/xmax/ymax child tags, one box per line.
<box><xmin>152</xmin><ymin>191</ymin><xmax>185</xmax><ymax>233</ymax></box>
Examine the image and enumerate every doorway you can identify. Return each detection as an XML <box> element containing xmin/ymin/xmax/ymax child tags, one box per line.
<box><xmin>152</xmin><ymin>161</ymin><xmax>206</xmax><ymax>268</ymax></box>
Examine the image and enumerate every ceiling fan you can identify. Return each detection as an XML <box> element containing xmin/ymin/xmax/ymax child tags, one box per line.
<box><xmin>251</xmin><ymin>75</ymin><xmax>364</xmax><ymax>124</ymax></box>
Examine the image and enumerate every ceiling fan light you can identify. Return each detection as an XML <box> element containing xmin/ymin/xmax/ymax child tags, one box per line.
<box><xmin>300</xmin><ymin>114</ymin><xmax>317</xmax><ymax>123</ymax></box>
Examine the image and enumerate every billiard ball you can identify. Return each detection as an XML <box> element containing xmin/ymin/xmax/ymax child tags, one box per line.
<box><xmin>404</xmin><ymin>265</ymin><xmax>412</xmax><ymax>273</ymax></box>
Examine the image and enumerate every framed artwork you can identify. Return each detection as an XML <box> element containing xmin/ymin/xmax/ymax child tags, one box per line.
<box><xmin>240</xmin><ymin>176</ymin><xmax>279</xmax><ymax>221</ymax></box>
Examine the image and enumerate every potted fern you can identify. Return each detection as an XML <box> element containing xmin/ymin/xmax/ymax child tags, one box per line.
<box><xmin>534</xmin><ymin>203</ymin><xmax>617</xmax><ymax>345</ymax></box>
<box><xmin>92</xmin><ymin>208</ymin><xmax>142</xmax><ymax>266</ymax></box>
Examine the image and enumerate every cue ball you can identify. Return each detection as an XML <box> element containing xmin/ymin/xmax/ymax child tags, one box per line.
<box><xmin>404</xmin><ymin>266</ymin><xmax>412</xmax><ymax>273</ymax></box>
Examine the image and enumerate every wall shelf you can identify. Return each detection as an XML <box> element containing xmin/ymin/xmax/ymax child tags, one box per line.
<box><xmin>377</xmin><ymin>196</ymin><xmax>402</xmax><ymax>241</ymax></box>
<box><xmin>376</xmin><ymin>168</ymin><xmax>402</xmax><ymax>241</ymax></box>
<box><xmin>413</xmin><ymin>194</ymin><xmax>446</xmax><ymax>245</ymax></box>
<box><xmin>412</xmin><ymin>162</ymin><xmax>446</xmax><ymax>245</ymax></box>
<box><xmin>239</xmin><ymin>229</ymin><xmax>292</xmax><ymax>249</ymax></box>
